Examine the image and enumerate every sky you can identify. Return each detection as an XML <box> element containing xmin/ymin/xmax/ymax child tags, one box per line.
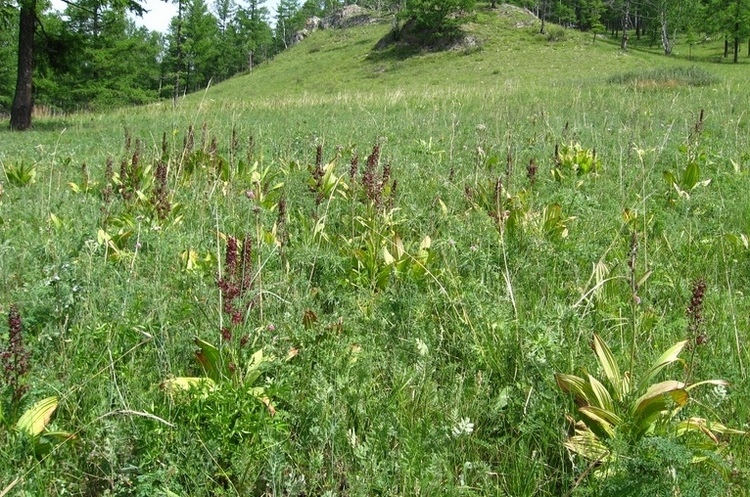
<box><xmin>50</xmin><ymin>0</ymin><xmax>281</xmax><ymax>34</ymax></box>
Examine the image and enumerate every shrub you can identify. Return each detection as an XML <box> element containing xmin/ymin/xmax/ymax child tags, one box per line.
<box><xmin>398</xmin><ymin>0</ymin><xmax>476</xmax><ymax>40</ymax></box>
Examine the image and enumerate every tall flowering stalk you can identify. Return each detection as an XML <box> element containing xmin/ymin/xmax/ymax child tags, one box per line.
<box><xmin>1</xmin><ymin>305</ymin><xmax>31</xmax><ymax>405</ymax></box>
<box><xmin>685</xmin><ymin>278</ymin><xmax>707</xmax><ymax>383</ymax></box>
<box><xmin>311</xmin><ymin>144</ymin><xmax>325</xmax><ymax>206</ymax></box>
<box><xmin>358</xmin><ymin>144</ymin><xmax>396</xmax><ymax>211</ymax></box>
<box><xmin>687</xmin><ymin>278</ymin><xmax>707</xmax><ymax>344</ymax></box>
<box><xmin>152</xmin><ymin>157</ymin><xmax>171</xmax><ymax>220</ymax></box>
<box><xmin>216</xmin><ymin>235</ymin><xmax>254</xmax><ymax>343</ymax></box>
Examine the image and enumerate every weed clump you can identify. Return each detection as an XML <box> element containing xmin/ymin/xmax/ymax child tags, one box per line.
<box><xmin>608</xmin><ymin>66</ymin><xmax>719</xmax><ymax>88</ymax></box>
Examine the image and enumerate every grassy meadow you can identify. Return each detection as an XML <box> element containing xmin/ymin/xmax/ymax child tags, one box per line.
<box><xmin>2</xmin><ymin>6</ymin><xmax>750</xmax><ymax>496</ymax></box>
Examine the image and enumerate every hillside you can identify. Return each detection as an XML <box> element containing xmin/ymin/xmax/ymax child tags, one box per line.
<box><xmin>1</xmin><ymin>6</ymin><xmax>750</xmax><ymax>497</ymax></box>
<box><xmin>198</xmin><ymin>5</ymin><xmax>677</xmax><ymax>105</ymax></box>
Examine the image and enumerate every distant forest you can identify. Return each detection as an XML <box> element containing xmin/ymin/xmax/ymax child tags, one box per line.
<box><xmin>2</xmin><ymin>0</ymin><xmax>749</xmax><ymax>115</ymax></box>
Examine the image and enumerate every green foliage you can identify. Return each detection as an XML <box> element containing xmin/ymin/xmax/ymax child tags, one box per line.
<box><xmin>0</xmin><ymin>7</ymin><xmax>16</xmax><ymax>112</ymax></box>
<box><xmin>608</xmin><ymin>66</ymin><xmax>720</xmax><ymax>88</ymax></box>
<box><xmin>34</xmin><ymin>6</ymin><xmax>162</xmax><ymax>111</ymax></box>
<box><xmin>399</xmin><ymin>0</ymin><xmax>476</xmax><ymax>39</ymax></box>
<box><xmin>557</xmin><ymin>335</ymin><xmax>744</xmax><ymax>482</ymax></box>
<box><xmin>553</xmin><ymin>142</ymin><xmax>600</xmax><ymax>180</ymax></box>
<box><xmin>545</xmin><ymin>26</ymin><xmax>566</xmax><ymax>42</ymax></box>
<box><xmin>2</xmin><ymin>161</ymin><xmax>36</xmax><ymax>186</ymax></box>
<box><xmin>663</xmin><ymin>151</ymin><xmax>712</xmax><ymax>201</ymax></box>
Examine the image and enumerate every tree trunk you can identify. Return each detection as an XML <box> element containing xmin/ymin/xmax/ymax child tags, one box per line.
<box><xmin>660</xmin><ymin>9</ymin><xmax>671</xmax><ymax>55</ymax></box>
<box><xmin>635</xmin><ymin>10</ymin><xmax>640</xmax><ymax>39</ymax></box>
<box><xmin>724</xmin><ymin>35</ymin><xmax>729</xmax><ymax>58</ymax></box>
<box><xmin>734</xmin><ymin>22</ymin><xmax>740</xmax><ymax>63</ymax></box>
<box><xmin>620</xmin><ymin>0</ymin><xmax>630</xmax><ymax>49</ymax></box>
<box><xmin>10</xmin><ymin>0</ymin><xmax>35</xmax><ymax>131</ymax></box>
<box><xmin>173</xmin><ymin>0</ymin><xmax>183</xmax><ymax>106</ymax></box>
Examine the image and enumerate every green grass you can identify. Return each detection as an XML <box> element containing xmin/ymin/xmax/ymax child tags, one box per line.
<box><xmin>2</xmin><ymin>7</ymin><xmax>750</xmax><ymax>496</ymax></box>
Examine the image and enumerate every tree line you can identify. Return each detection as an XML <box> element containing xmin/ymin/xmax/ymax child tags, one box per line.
<box><xmin>1</xmin><ymin>0</ymin><xmax>346</xmax><ymax>128</ymax></box>
<box><xmin>3</xmin><ymin>0</ymin><xmax>750</xmax><ymax>130</ymax></box>
<box><xmin>521</xmin><ymin>0</ymin><xmax>749</xmax><ymax>58</ymax></box>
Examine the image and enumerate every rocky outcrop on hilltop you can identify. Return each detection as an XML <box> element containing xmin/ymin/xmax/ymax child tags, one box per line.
<box><xmin>292</xmin><ymin>5</ymin><xmax>382</xmax><ymax>44</ymax></box>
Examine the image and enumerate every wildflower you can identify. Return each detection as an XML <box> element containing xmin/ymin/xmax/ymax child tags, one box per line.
<box><xmin>363</xmin><ymin>144</ymin><xmax>380</xmax><ymax>204</ymax></box>
<box><xmin>152</xmin><ymin>157</ymin><xmax>171</xmax><ymax>220</ymax></box>
<box><xmin>230</xmin><ymin>125</ymin><xmax>239</xmax><ymax>160</ymax></box>
<box><xmin>277</xmin><ymin>198</ymin><xmax>287</xmax><ymax>247</ymax></box>
<box><xmin>452</xmin><ymin>417</ymin><xmax>474</xmax><ymax>438</ymax></box>
<box><xmin>687</xmin><ymin>278</ymin><xmax>707</xmax><ymax>345</ymax></box>
<box><xmin>102</xmin><ymin>156</ymin><xmax>114</xmax><ymax>205</ymax></box>
<box><xmin>347</xmin><ymin>427</ymin><xmax>358</xmax><ymax>448</ymax></box>
<box><xmin>527</xmin><ymin>158</ymin><xmax>538</xmax><ymax>184</ymax></box>
<box><xmin>1</xmin><ymin>305</ymin><xmax>31</xmax><ymax>403</ymax></box>
<box><xmin>712</xmin><ymin>383</ymin><xmax>727</xmax><ymax>403</ymax></box>
<box><xmin>183</xmin><ymin>124</ymin><xmax>195</xmax><ymax>155</ymax></box>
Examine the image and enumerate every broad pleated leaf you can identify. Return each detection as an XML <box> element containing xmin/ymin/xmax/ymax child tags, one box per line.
<box><xmin>632</xmin><ymin>380</ymin><xmax>688</xmax><ymax>432</ymax></box>
<box><xmin>684</xmin><ymin>379</ymin><xmax>729</xmax><ymax>392</ymax></box>
<box><xmin>555</xmin><ymin>373</ymin><xmax>593</xmax><ymax>405</ymax></box>
<box><xmin>587</xmin><ymin>374</ymin><xmax>614</xmax><ymax>412</ymax></box>
<box><xmin>592</xmin><ymin>334</ymin><xmax>625</xmax><ymax>400</ymax></box>
<box><xmin>17</xmin><ymin>396</ymin><xmax>58</xmax><ymax>437</ymax></box>
<box><xmin>682</xmin><ymin>161</ymin><xmax>700</xmax><ymax>190</ymax></box>
<box><xmin>242</xmin><ymin>349</ymin><xmax>268</xmax><ymax>386</ymax></box>
<box><xmin>579</xmin><ymin>406</ymin><xmax>620</xmax><ymax>438</ymax></box>
<box><xmin>675</xmin><ymin>417</ymin><xmax>746</xmax><ymax>440</ymax></box>
<box><xmin>195</xmin><ymin>337</ymin><xmax>224</xmax><ymax>381</ymax></box>
<box><xmin>161</xmin><ymin>376</ymin><xmax>216</xmax><ymax>395</ymax></box>
<box><xmin>638</xmin><ymin>340</ymin><xmax>687</xmax><ymax>392</ymax></box>
<box><xmin>564</xmin><ymin>423</ymin><xmax>610</xmax><ymax>462</ymax></box>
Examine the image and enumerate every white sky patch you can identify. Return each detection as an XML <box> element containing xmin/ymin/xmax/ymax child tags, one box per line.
<box><xmin>49</xmin><ymin>0</ymin><xmax>281</xmax><ymax>34</ymax></box>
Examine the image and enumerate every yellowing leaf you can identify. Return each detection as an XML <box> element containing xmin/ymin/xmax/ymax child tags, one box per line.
<box><xmin>160</xmin><ymin>377</ymin><xmax>216</xmax><ymax>394</ymax></box>
<box><xmin>555</xmin><ymin>373</ymin><xmax>593</xmax><ymax>405</ymax></box>
<box><xmin>438</xmin><ymin>198</ymin><xmax>447</xmax><ymax>216</ymax></box>
<box><xmin>592</xmin><ymin>334</ymin><xmax>625</xmax><ymax>400</ymax></box>
<box><xmin>639</xmin><ymin>340</ymin><xmax>687</xmax><ymax>392</ymax></box>
<box><xmin>579</xmin><ymin>406</ymin><xmax>619</xmax><ymax>437</ymax></box>
<box><xmin>17</xmin><ymin>396</ymin><xmax>58</xmax><ymax>437</ymax></box>
<box><xmin>382</xmin><ymin>246</ymin><xmax>395</xmax><ymax>266</ymax></box>
<box><xmin>588</xmin><ymin>374</ymin><xmax>614</xmax><ymax>412</ymax></box>
<box><xmin>419</xmin><ymin>235</ymin><xmax>431</xmax><ymax>251</ymax></box>
<box><xmin>632</xmin><ymin>380</ymin><xmax>688</xmax><ymax>431</ymax></box>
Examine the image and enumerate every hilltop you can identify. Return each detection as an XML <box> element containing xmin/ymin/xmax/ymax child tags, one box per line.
<box><xmin>195</xmin><ymin>4</ymin><xmax>670</xmax><ymax>106</ymax></box>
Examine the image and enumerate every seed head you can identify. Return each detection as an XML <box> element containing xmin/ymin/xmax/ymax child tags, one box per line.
<box><xmin>687</xmin><ymin>278</ymin><xmax>707</xmax><ymax>345</ymax></box>
<box><xmin>1</xmin><ymin>305</ymin><xmax>31</xmax><ymax>402</ymax></box>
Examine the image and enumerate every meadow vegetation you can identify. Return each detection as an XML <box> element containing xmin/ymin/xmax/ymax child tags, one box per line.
<box><xmin>2</xmin><ymin>7</ymin><xmax>750</xmax><ymax>496</ymax></box>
